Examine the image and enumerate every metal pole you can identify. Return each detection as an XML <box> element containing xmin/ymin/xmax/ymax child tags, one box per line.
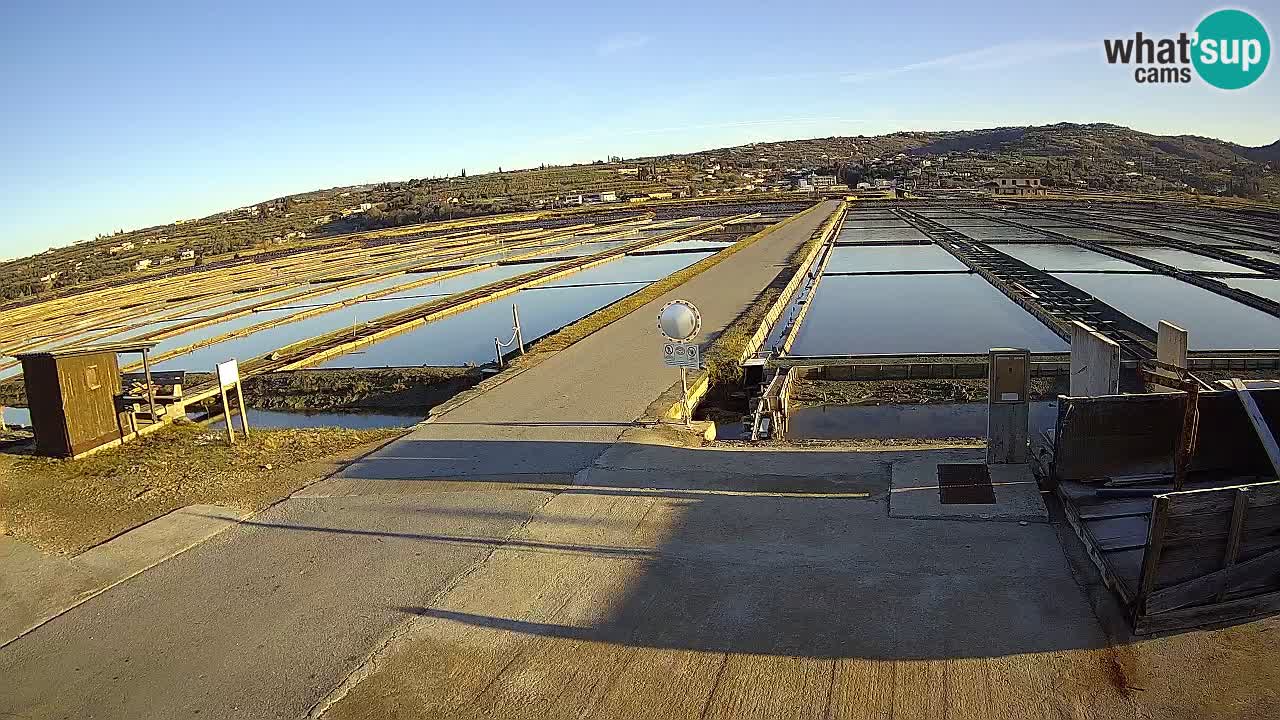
<box><xmin>512</xmin><ymin>304</ymin><xmax>525</xmax><ymax>355</ymax></box>
<box><xmin>495</xmin><ymin>338</ymin><xmax>504</xmax><ymax>368</ymax></box>
<box><xmin>234</xmin><ymin>381</ymin><xmax>251</xmax><ymax>439</ymax></box>
<box><xmin>140</xmin><ymin>349</ymin><xmax>158</xmax><ymax>422</ymax></box>
<box><xmin>220</xmin><ymin>384</ymin><xmax>235</xmax><ymax>445</ymax></box>
<box><xmin>1174</xmin><ymin>385</ymin><xmax>1200</xmax><ymax>491</ymax></box>
<box><xmin>681</xmin><ymin>367</ymin><xmax>690</xmax><ymax>426</ymax></box>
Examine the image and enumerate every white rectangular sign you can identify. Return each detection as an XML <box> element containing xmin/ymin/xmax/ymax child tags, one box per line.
<box><xmin>663</xmin><ymin>342</ymin><xmax>701</xmax><ymax>369</ymax></box>
<box><xmin>216</xmin><ymin>359</ymin><xmax>240</xmax><ymax>389</ymax></box>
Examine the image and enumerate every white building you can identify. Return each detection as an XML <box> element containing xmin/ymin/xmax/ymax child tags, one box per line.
<box><xmin>583</xmin><ymin>191</ymin><xmax>617</xmax><ymax>204</ymax></box>
<box><xmin>812</xmin><ymin>174</ymin><xmax>838</xmax><ymax>189</ymax></box>
<box><xmin>993</xmin><ymin>177</ymin><xmax>1045</xmax><ymax>196</ymax></box>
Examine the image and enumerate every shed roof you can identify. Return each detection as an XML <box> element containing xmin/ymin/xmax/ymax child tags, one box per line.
<box><xmin>13</xmin><ymin>341</ymin><xmax>159</xmax><ymax>361</ymax></box>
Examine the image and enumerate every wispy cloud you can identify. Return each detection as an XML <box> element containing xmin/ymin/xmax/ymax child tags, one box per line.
<box><xmin>839</xmin><ymin>39</ymin><xmax>1094</xmax><ymax>84</ymax></box>
<box><xmin>596</xmin><ymin>32</ymin><xmax>650</xmax><ymax>57</ymax></box>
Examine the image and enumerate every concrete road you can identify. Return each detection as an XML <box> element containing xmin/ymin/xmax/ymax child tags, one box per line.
<box><xmin>0</xmin><ymin>487</ymin><xmax>555</xmax><ymax>719</ymax></box>
<box><xmin>0</xmin><ymin>202</ymin><xmax>839</xmax><ymax>720</ymax></box>
<box><xmin>317</xmin><ymin>437</ymin><xmax>1280</xmax><ymax>719</ymax></box>
<box><xmin>339</xmin><ymin>201</ymin><xmax>839</xmax><ymax>481</ymax></box>
<box><xmin>317</xmin><ymin>442</ymin><xmax>1142</xmax><ymax>720</ymax></box>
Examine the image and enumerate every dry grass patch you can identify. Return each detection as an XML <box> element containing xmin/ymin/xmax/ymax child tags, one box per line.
<box><xmin>0</xmin><ymin>423</ymin><xmax>400</xmax><ymax>554</ymax></box>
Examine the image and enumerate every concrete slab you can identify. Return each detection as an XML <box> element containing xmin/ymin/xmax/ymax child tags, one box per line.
<box><xmin>1</xmin><ymin>504</ymin><xmax>246</xmax><ymax>647</ymax></box>
<box><xmin>0</xmin><ymin>490</ymin><xmax>554</xmax><ymax>720</ymax></box>
<box><xmin>889</xmin><ymin>456</ymin><xmax>1049</xmax><ymax>522</ymax></box>
<box><xmin>315</xmin><ymin>446</ymin><xmax>1119</xmax><ymax>719</ymax></box>
<box><xmin>0</xmin><ymin>537</ymin><xmax>101</xmax><ymax>646</ymax></box>
<box><xmin>73</xmin><ymin>504</ymin><xmax>246</xmax><ymax>576</ymax></box>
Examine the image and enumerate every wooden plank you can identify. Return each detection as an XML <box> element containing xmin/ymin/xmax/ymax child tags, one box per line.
<box><xmin>1231</xmin><ymin>378</ymin><xmax>1280</xmax><ymax>479</ymax></box>
<box><xmin>1106</xmin><ymin>548</ymin><xmax>1146</xmax><ymax>594</ymax></box>
<box><xmin>1087</xmin><ymin>516</ymin><xmax>1151</xmax><ymax>550</ymax></box>
<box><xmin>1135</xmin><ymin>496</ymin><xmax>1170</xmax><ymax>614</ymax></box>
<box><xmin>1145</xmin><ymin>544</ymin><xmax>1280</xmax><ymax>614</ymax></box>
<box><xmin>1160</xmin><ymin>480</ymin><xmax>1280</xmax><ymax>516</ymax></box>
<box><xmin>1055</xmin><ymin>483</ymin><xmax>1137</xmax><ymax>603</ymax></box>
<box><xmin>1155</xmin><ymin>534</ymin><xmax>1280</xmax><ymax>584</ymax></box>
<box><xmin>1100</xmin><ymin>542</ymin><xmax>1150</xmax><ymax>553</ymax></box>
<box><xmin>1078</xmin><ymin>507</ymin><xmax>1152</xmax><ymax>522</ymax></box>
<box><xmin>1136</xmin><ymin>589</ymin><xmax>1280</xmax><ymax>635</ymax></box>
<box><xmin>1163</xmin><ymin>501</ymin><xmax>1280</xmax><ymax>543</ymax></box>
<box><xmin>1052</xmin><ymin>391</ymin><xmax>1280</xmax><ymax>482</ymax></box>
<box><xmin>1173</xmin><ymin>386</ymin><xmax>1201</xmax><ymax>491</ymax></box>
<box><xmin>1217</xmin><ymin>488</ymin><xmax>1251</xmax><ymax>603</ymax></box>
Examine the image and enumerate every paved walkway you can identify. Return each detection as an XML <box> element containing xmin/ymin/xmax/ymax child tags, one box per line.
<box><xmin>318</xmin><ymin>442</ymin><xmax>1137</xmax><ymax>720</ymax></box>
<box><xmin>337</xmin><ymin>201</ymin><xmax>838</xmax><ymax>482</ymax></box>
<box><xmin>316</xmin><ymin>435</ymin><xmax>1280</xmax><ymax>720</ymax></box>
<box><xmin>0</xmin><ymin>202</ymin><xmax>839</xmax><ymax>720</ymax></box>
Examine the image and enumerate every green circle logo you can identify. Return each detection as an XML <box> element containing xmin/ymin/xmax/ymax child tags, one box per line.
<box><xmin>1193</xmin><ymin>9</ymin><xmax>1270</xmax><ymax>89</ymax></box>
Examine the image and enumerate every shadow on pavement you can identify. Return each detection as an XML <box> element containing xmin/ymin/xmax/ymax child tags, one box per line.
<box><xmin>248</xmin><ymin>436</ymin><xmax>1125</xmax><ymax>661</ymax></box>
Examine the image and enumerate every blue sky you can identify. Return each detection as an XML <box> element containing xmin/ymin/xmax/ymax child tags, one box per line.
<box><xmin>2</xmin><ymin>0</ymin><xmax>1276</xmax><ymax>257</ymax></box>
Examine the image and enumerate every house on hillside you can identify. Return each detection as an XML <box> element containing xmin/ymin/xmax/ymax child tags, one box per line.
<box><xmin>812</xmin><ymin>174</ymin><xmax>839</xmax><ymax>189</ymax></box>
<box><xmin>583</xmin><ymin>191</ymin><xmax>617</xmax><ymax>204</ymax></box>
<box><xmin>990</xmin><ymin>177</ymin><xmax>1046</xmax><ymax>196</ymax></box>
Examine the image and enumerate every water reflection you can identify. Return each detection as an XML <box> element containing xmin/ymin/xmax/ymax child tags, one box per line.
<box><xmin>789</xmin><ymin>274</ymin><xmax>1067</xmax><ymax>355</ymax></box>
<box><xmin>1053</xmin><ymin>272</ymin><xmax>1280</xmax><ymax>350</ymax></box>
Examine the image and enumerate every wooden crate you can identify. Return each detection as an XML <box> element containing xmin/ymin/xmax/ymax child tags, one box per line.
<box><xmin>1049</xmin><ymin>390</ymin><xmax>1280</xmax><ymax>633</ymax></box>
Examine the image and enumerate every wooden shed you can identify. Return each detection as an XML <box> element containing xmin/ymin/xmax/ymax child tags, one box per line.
<box><xmin>14</xmin><ymin>342</ymin><xmax>158</xmax><ymax>458</ymax></box>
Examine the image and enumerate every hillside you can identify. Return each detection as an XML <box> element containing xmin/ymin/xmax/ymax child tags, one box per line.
<box><xmin>3</xmin><ymin>122</ymin><xmax>1276</xmax><ymax>307</ymax></box>
<box><xmin>679</xmin><ymin>123</ymin><xmax>1277</xmax><ymax>198</ymax></box>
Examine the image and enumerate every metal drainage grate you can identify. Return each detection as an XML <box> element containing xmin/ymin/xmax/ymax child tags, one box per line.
<box><xmin>937</xmin><ymin>464</ymin><xmax>996</xmax><ymax>505</ymax></box>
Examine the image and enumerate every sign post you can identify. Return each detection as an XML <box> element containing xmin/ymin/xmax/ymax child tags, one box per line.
<box><xmin>658</xmin><ymin>300</ymin><xmax>702</xmax><ymax>426</ymax></box>
<box><xmin>216</xmin><ymin>359</ymin><xmax>250</xmax><ymax>445</ymax></box>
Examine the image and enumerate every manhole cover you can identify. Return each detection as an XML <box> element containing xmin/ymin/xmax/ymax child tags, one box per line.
<box><xmin>937</xmin><ymin>463</ymin><xmax>996</xmax><ymax>504</ymax></box>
